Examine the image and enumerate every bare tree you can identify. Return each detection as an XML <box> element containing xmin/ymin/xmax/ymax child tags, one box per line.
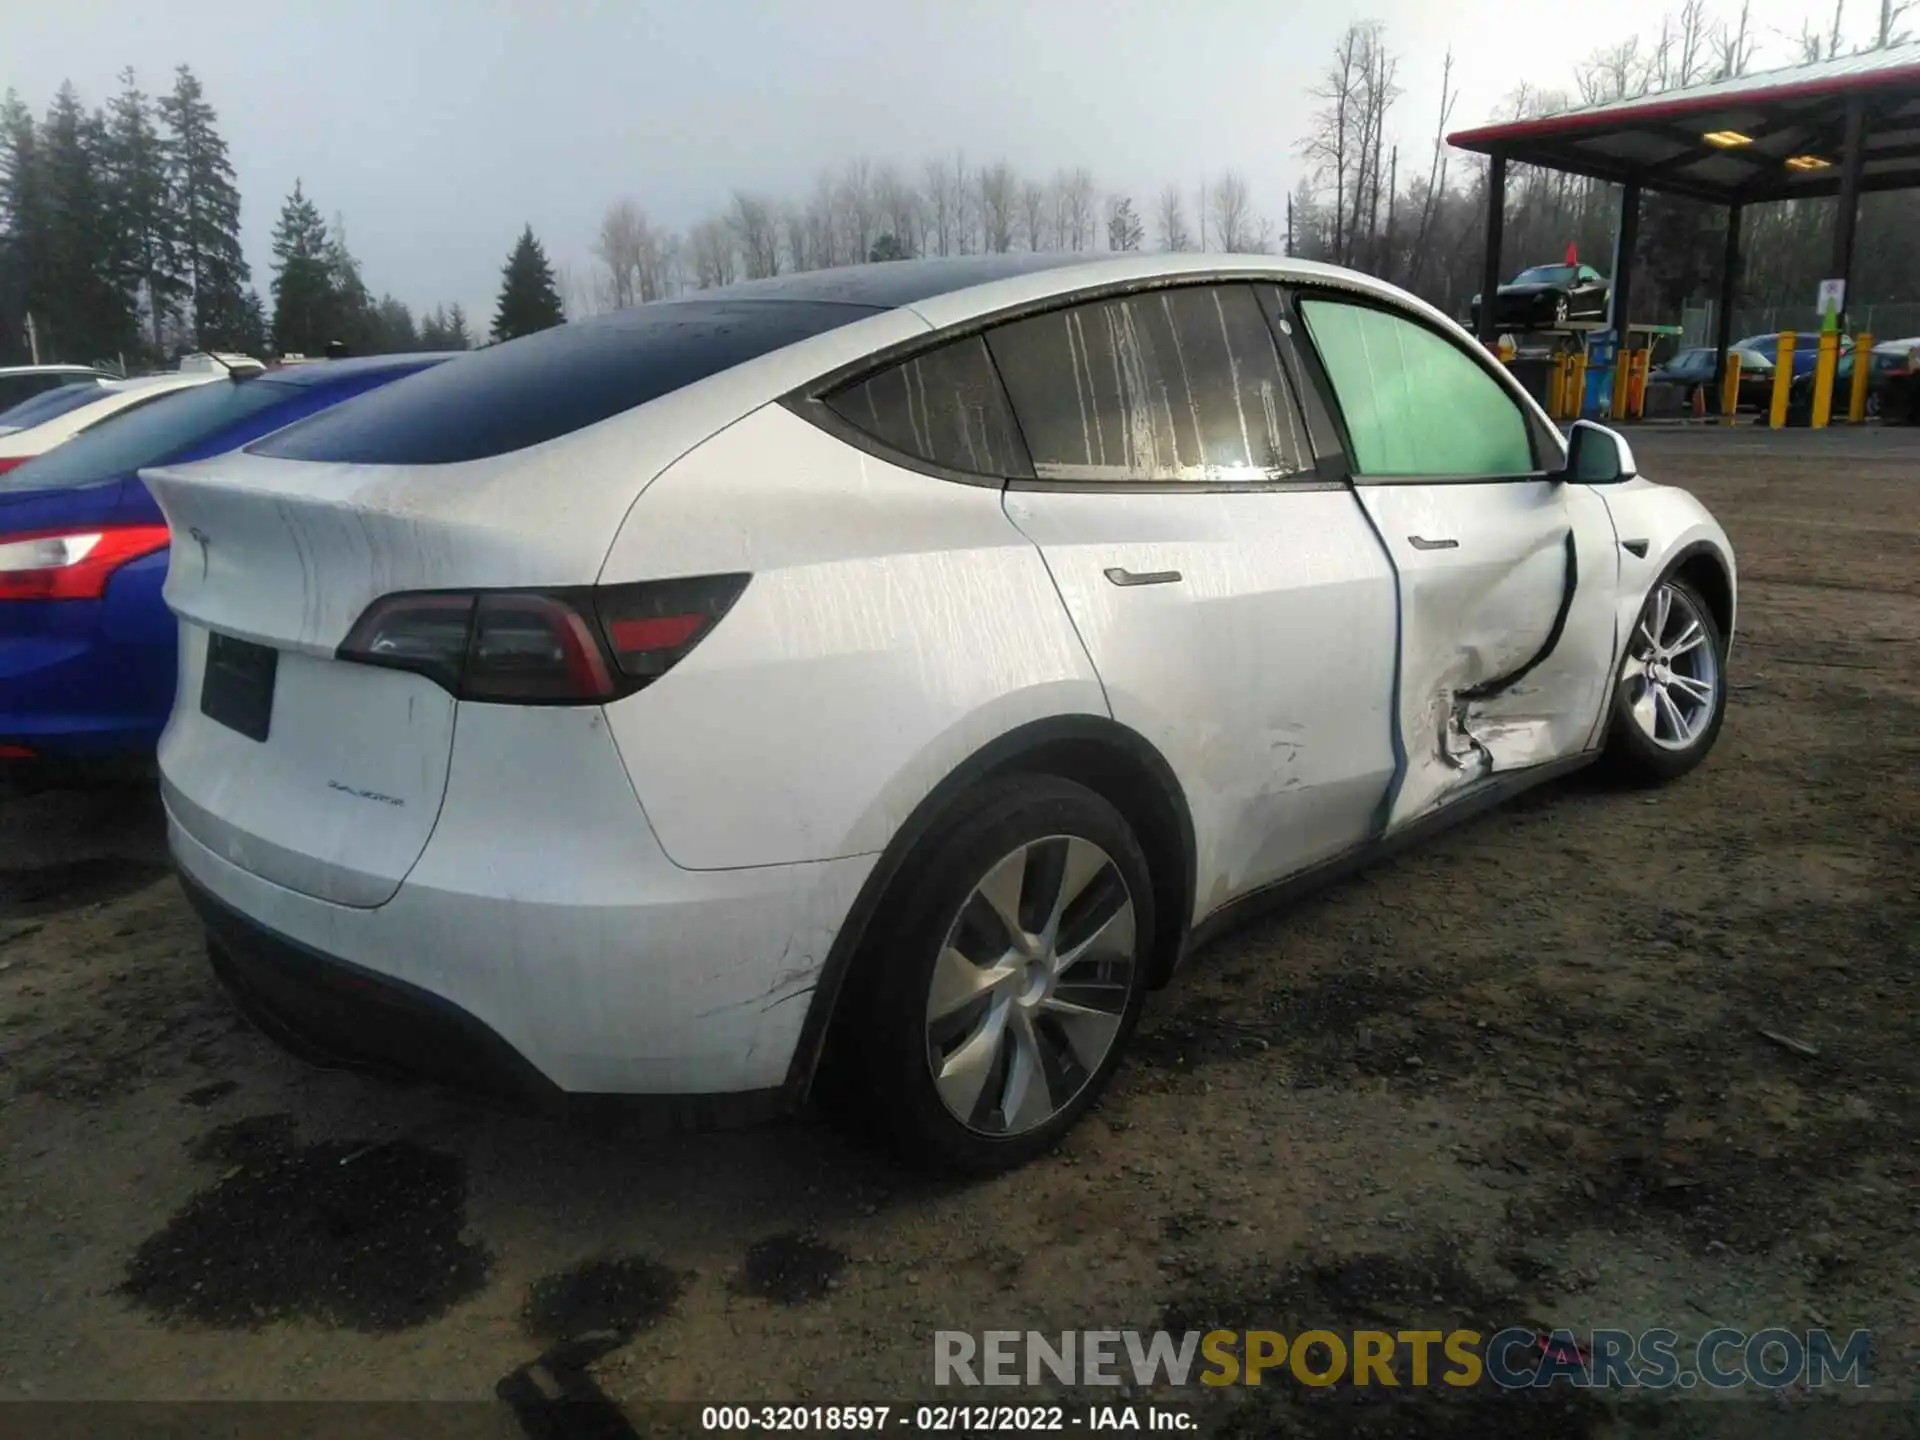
<box><xmin>1019</xmin><ymin>180</ymin><xmax>1050</xmax><ymax>250</ymax></box>
<box><xmin>687</xmin><ymin>218</ymin><xmax>736</xmax><ymax>289</ymax></box>
<box><xmin>1407</xmin><ymin>46</ymin><xmax>1457</xmax><ymax>291</ymax></box>
<box><xmin>922</xmin><ymin>157</ymin><xmax>955</xmax><ymax>257</ymax></box>
<box><xmin>950</xmin><ymin>152</ymin><xmax>978</xmax><ymax>254</ymax></box>
<box><xmin>978</xmin><ymin>161</ymin><xmax>1018</xmax><ymax>252</ymax></box>
<box><xmin>782</xmin><ymin>202</ymin><xmax>810</xmax><ymax>275</ymax></box>
<box><xmin>1060</xmin><ymin>167</ymin><xmax>1098</xmax><ymax>251</ymax></box>
<box><xmin>875</xmin><ymin>164</ymin><xmax>921</xmax><ymax>259</ymax></box>
<box><xmin>1155</xmin><ymin>185</ymin><xmax>1192</xmax><ymax>252</ymax></box>
<box><xmin>1874</xmin><ymin>0</ymin><xmax>1913</xmax><ymax>44</ymax></box>
<box><xmin>1301</xmin><ymin>24</ymin><xmax>1365</xmax><ymax>263</ymax></box>
<box><xmin>1210</xmin><ymin>171</ymin><xmax>1256</xmax><ymax>251</ymax></box>
<box><xmin>727</xmin><ymin>191</ymin><xmax>781</xmax><ymax>279</ymax></box>
<box><xmin>1677</xmin><ymin>0</ymin><xmax>1712</xmax><ymax>82</ymax></box>
<box><xmin>1712</xmin><ymin>0</ymin><xmax>1754</xmax><ymax>77</ymax></box>
<box><xmin>593</xmin><ymin>199</ymin><xmax>646</xmax><ymax>309</ymax></box>
<box><xmin>837</xmin><ymin>158</ymin><xmax>878</xmax><ymax>265</ymax></box>
<box><xmin>639</xmin><ymin>227</ymin><xmax>680</xmax><ymax>301</ymax></box>
<box><xmin>556</xmin><ymin>262</ymin><xmax>602</xmax><ymax>321</ymax></box>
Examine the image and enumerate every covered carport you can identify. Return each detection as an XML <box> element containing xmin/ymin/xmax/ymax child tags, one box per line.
<box><xmin>1448</xmin><ymin>44</ymin><xmax>1920</xmax><ymax>425</ymax></box>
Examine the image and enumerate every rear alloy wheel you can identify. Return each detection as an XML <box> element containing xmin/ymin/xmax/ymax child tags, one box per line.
<box><xmin>1601</xmin><ymin>575</ymin><xmax>1727</xmax><ymax>784</ymax></box>
<box><xmin>850</xmin><ymin>775</ymin><xmax>1152</xmax><ymax>1175</ymax></box>
<box><xmin>1554</xmin><ymin>296</ymin><xmax>1570</xmax><ymax>326</ymax></box>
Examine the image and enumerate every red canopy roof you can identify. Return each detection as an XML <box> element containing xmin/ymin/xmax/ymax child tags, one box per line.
<box><xmin>1448</xmin><ymin>44</ymin><xmax>1920</xmax><ymax>203</ymax></box>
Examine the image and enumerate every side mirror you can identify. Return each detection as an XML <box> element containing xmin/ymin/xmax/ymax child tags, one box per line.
<box><xmin>1563</xmin><ymin>418</ymin><xmax>1637</xmax><ymax>484</ymax></box>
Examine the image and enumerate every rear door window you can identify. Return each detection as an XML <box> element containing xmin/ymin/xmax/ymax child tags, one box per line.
<box><xmin>822</xmin><ymin>335</ymin><xmax>1030</xmax><ymax>479</ymax></box>
<box><xmin>1297</xmin><ymin>297</ymin><xmax>1536</xmax><ymax>477</ymax></box>
<box><xmin>0</xmin><ymin>379</ymin><xmax>297</xmax><ymax>493</ymax></box>
<box><xmin>985</xmin><ymin>284</ymin><xmax>1315</xmax><ymax>483</ymax></box>
<box><xmin>251</xmin><ymin>300</ymin><xmax>883</xmax><ymax>465</ymax></box>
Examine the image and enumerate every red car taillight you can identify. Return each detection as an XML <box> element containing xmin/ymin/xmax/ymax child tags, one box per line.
<box><xmin>0</xmin><ymin>457</ymin><xmax>28</xmax><ymax>476</ymax></box>
<box><xmin>0</xmin><ymin>525</ymin><xmax>171</xmax><ymax>601</ymax></box>
<box><xmin>337</xmin><ymin>573</ymin><xmax>749</xmax><ymax>704</ymax></box>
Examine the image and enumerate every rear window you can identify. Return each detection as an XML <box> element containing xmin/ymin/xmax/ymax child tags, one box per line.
<box><xmin>0</xmin><ymin>379</ymin><xmax>296</xmax><ymax>493</ymax></box>
<box><xmin>250</xmin><ymin>300</ymin><xmax>882</xmax><ymax>465</ymax></box>
<box><xmin>0</xmin><ymin>381</ymin><xmax>107</xmax><ymax>433</ymax></box>
<box><xmin>823</xmin><ymin>335</ymin><xmax>1031</xmax><ymax>479</ymax></box>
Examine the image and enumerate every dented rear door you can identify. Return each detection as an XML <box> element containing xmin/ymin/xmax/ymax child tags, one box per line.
<box><xmin>1293</xmin><ymin>292</ymin><xmax>1617</xmax><ymax>829</ymax></box>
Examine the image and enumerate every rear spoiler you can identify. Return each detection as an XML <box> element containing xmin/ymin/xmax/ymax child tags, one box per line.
<box><xmin>178</xmin><ymin>352</ymin><xmax>267</xmax><ymax>378</ymax></box>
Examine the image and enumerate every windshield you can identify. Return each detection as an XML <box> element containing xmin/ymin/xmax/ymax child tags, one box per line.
<box><xmin>1512</xmin><ymin>265</ymin><xmax>1577</xmax><ymax>286</ymax></box>
<box><xmin>0</xmin><ymin>377</ymin><xmax>296</xmax><ymax>493</ymax></box>
<box><xmin>0</xmin><ymin>381</ymin><xmax>108</xmax><ymax>433</ymax></box>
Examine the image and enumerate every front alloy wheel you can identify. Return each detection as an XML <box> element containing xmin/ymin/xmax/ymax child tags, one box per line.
<box><xmin>1602</xmin><ymin>574</ymin><xmax>1727</xmax><ymax>783</ymax></box>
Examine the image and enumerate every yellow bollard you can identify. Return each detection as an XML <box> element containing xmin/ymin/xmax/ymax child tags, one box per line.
<box><xmin>1630</xmin><ymin>349</ymin><xmax>1650</xmax><ymax>419</ymax></box>
<box><xmin>1811</xmin><ymin>330</ymin><xmax>1840</xmax><ymax>428</ymax></box>
<box><xmin>1569</xmin><ymin>352</ymin><xmax>1588</xmax><ymax>418</ymax></box>
<box><xmin>1848</xmin><ymin>332</ymin><xmax>1873</xmax><ymax>422</ymax></box>
<box><xmin>1720</xmin><ymin>351</ymin><xmax>1742</xmax><ymax>425</ymax></box>
<box><xmin>1770</xmin><ymin>331</ymin><xmax>1795</xmax><ymax>428</ymax></box>
<box><xmin>1611</xmin><ymin>354</ymin><xmax>1632</xmax><ymax>421</ymax></box>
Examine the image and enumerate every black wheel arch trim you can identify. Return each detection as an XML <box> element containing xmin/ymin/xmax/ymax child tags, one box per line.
<box><xmin>1596</xmin><ymin>539</ymin><xmax>1737</xmax><ymax>731</ymax></box>
<box><xmin>782</xmin><ymin>712</ymin><xmax>1197</xmax><ymax>1103</ymax></box>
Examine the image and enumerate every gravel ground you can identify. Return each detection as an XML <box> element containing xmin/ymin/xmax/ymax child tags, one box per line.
<box><xmin>0</xmin><ymin>426</ymin><xmax>1915</xmax><ymax>1436</ymax></box>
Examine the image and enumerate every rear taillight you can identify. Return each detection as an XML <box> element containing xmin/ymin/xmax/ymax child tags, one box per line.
<box><xmin>337</xmin><ymin>574</ymin><xmax>749</xmax><ymax>704</ymax></box>
<box><xmin>0</xmin><ymin>457</ymin><xmax>27</xmax><ymax>476</ymax></box>
<box><xmin>0</xmin><ymin>525</ymin><xmax>171</xmax><ymax>601</ymax></box>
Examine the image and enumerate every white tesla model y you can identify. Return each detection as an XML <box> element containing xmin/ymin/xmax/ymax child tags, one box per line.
<box><xmin>145</xmin><ymin>254</ymin><xmax>1734</xmax><ymax>1173</ymax></box>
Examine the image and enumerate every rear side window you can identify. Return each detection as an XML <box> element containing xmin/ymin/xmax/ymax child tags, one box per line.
<box><xmin>823</xmin><ymin>335</ymin><xmax>1029</xmax><ymax>478</ymax></box>
<box><xmin>1298</xmin><ymin>298</ymin><xmax>1534</xmax><ymax>477</ymax></box>
<box><xmin>0</xmin><ymin>379</ymin><xmax>295</xmax><ymax>493</ymax></box>
<box><xmin>986</xmin><ymin>284</ymin><xmax>1314</xmax><ymax>483</ymax></box>
<box><xmin>252</xmin><ymin>300</ymin><xmax>881</xmax><ymax>465</ymax></box>
<box><xmin>0</xmin><ymin>380</ymin><xmax>107</xmax><ymax>432</ymax></box>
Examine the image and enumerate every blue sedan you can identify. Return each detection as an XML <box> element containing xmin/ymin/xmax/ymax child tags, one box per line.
<box><xmin>0</xmin><ymin>353</ymin><xmax>455</xmax><ymax>761</ymax></box>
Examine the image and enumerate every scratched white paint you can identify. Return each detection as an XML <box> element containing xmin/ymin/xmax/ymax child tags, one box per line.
<box><xmin>160</xmin><ymin>623</ymin><xmax>454</xmax><ymax>905</ymax></box>
<box><xmin>168</xmin><ymin>702</ymin><xmax>872</xmax><ymax>1093</ymax></box>
<box><xmin>144</xmin><ymin>252</ymin><xmax>1738</xmax><ymax>1104</ymax></box>
<box><xmin>597</xmin><ymin>403</ymin><xmax>1108</xmax><ymax>870</ymax></box>
<box><xmin>1005</xmin><ymin>485</ymin><xmax>1398</xmax><ymax>915</ymax></box>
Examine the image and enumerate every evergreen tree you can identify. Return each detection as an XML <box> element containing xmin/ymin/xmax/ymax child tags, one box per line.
<box><xmin>445</xmin><ymin>302</ymin><xmax>472</xmax><ymax>349</ymax></box>
<box><xmin>0</xmin><ymin>91</ymin><xmax>45</xmax><ymax>363</ymax></box>
<box><xmin>38</xmin><ymin>83</ymin><xmax>136</xmax><ymax>362</ymax></box>
<box><xmin>106</xmin><ymin>69</ymin><xmax>180</xmax><ymax>358</ymax></box>
<box><xmin>374</xmin><ymin>294</ymin><xmax>417</xmax><ymax>351</ymax></box>
<box><xmin>324</xmin><ymin>212</ymin><xmax>378</xmax><ymax>351</ymax></box>
<box><xmin>417</xmin><ymin>303</ymin><xmax>448</xmax><ymax>349</ymax></box>
<box><xmin>233</xmin><ymin>286</ymin><xmax>270</xmax><ymax>357</ymax></box>
<box><xmin>269</xmin><ymin>180</ymin><xmax>331</xmax><ymax>355</ymax></box>
<box><xmin>158</xmin><ymin>65</ymin><xmax>248</xmax><ymax>349</ymax></box>
<box><xmin>490</xmin><ymin>225</ymin><xmax>564</xmax><ymax>341</ymax></box>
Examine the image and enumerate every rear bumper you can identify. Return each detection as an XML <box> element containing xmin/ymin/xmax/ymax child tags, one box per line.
<box><xmin>163</xmin><ymin>704</ymin><xmax>878</xmax><ymax>1101</ymax></box>
<box><xmin>182</xmin><ymin>869</ymin><xmax>562</xmax><ymax>1105</ymax></box>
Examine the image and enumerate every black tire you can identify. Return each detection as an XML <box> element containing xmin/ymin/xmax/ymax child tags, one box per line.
<box><xmin>832</xmin><ymin>773</ymin><xmax>1154</xmax><ymax>1176</ymax></box>
<box><xmin>1599</xmin><ymin>573</ymin><xmax>1728</xmax><ymax>785</ymax></box>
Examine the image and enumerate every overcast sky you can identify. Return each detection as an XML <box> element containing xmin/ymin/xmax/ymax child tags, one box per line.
<box><xmin>3</xmin><ymin>0</ymin><xmax>1834</xmax><ymax>326</ymax></box>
